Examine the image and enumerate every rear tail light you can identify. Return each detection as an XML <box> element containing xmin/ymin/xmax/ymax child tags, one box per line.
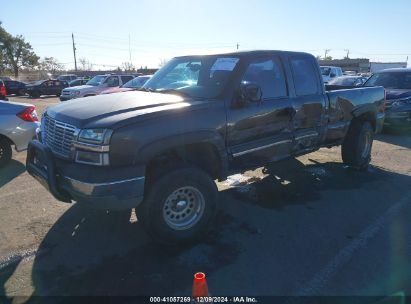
<box><xmin>17</xmin><ymin>106</ymin><xmax>38</xmax><ymax>122</ymax></box>
<box><xmin>0</xmin><ymin>84</ymin><xmax>6</xmax><ymax>96</ymax></box>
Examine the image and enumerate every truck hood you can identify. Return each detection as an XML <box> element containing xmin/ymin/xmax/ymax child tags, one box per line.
<box><xmin>100</xmin><ymin>87</ymin><xmax>132</xmax><ymax>95</ymax></box>
<box><xmin>63</xmin><ymin>85</ymin><xmax>94</xmax><ymax>92</ymax></box>
<box><xmin>46</xmin><ymin>91</ymin><xmax>194</xmax><ymax>129</ymax></box>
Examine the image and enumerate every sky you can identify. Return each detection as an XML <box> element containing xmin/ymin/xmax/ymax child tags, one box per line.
<box><xmin>1</xmin><ymin>0</ymin><xmax>411</xmax><ymax>70</ymax></box>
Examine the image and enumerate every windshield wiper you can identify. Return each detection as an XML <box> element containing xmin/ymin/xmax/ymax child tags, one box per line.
<box><xmin>155</xmin><ymin>89</ymin><xmax>190</xmax><ymax>97</ymax></box>
<box><xmin>133</xmin><ymin>87</ymin><xmax>154</xmax><ymax>92</ymax></box>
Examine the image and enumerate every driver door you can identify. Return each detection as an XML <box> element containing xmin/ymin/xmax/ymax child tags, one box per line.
<box><xmin>226</xmin><ymin>56</ymin><xmax>294</xmax><ymax>168</ymax></box>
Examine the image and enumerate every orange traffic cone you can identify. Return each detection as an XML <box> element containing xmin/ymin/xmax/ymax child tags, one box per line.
<box><xmin>192</xmin><ymin>272</ymin><xmax>209</xmax><ymax>298</ymax></box>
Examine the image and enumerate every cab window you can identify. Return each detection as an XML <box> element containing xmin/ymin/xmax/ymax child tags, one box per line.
<box><xmin>241</xmin><ymin>58</ymin><xmax>287</xmax><ymax>99</ymax></box>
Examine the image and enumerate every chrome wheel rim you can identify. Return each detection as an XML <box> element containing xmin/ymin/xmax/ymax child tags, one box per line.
<box><xmin>163</xmin><ymin>186</ymin><xmax>205</xmax><ymax>230</ymax></box>
<box><xmin>361</xmin><ymin>131</ymin><xmax>372</xmax><ymax>158</ymax></box>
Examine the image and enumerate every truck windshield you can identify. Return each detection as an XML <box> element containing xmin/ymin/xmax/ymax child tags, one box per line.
<box><xmin>142</xmin><ymin>56</ymin><xmax>240</xmax><ymax>98</ymax></box>
<box><xmin>320</xmin><ymin>67</ymin><xmax>331</xmax><ymax>76</ymax></box>
<box><xmin>364</xmin><ymin>72</ymin><xmax>411</xmax><ymax>89</ymax></box>
<box><xmin>86</xmin><ymin>75</ymin><xmax>106</xmax><ymax>86</ymax></box>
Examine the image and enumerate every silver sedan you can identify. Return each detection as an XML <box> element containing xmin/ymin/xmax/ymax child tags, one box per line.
<box><xmin>0</xmin><ymin>101</ymin><xmax>40</xmax><ymax>166</ymax></box>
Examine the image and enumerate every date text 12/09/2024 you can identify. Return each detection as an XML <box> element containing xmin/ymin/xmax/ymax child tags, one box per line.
<box><xmin>149</xmin><ymin>296</ymin><xmax>258</xmax><ymax>303</ymax></box>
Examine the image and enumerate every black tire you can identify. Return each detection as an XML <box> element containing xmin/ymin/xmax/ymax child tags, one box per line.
<box><xmin>17</xmin><ymin>89</ymin><xmax>25</xmax><ymax>96</ymax></box>
<box><xmin>137</xmin><ymin>166</ymin><xmax>218</xmax><ymax>244</ymax></box>
<box><xmin>342</xmin><ymin>120</ymin><xmax>374</xmax><ymax>170</ymax></box>
<box><xmin>30</xmin><ymin>92</ymin><xmax>40</xmax><ymax>98</ymax></box>
<box><xmin>0</xmin><ymin>138</ymin><xmax>12</xmax><ymax>167</ymax></box>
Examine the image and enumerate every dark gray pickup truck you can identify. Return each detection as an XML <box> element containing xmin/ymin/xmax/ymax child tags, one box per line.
<box><xmin>26</xmin><ymin>50</ymin><xmax>385</xmax><ymax>243</ymax></box>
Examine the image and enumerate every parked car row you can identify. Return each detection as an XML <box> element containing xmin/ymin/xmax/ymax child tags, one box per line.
<box><xmin>0</xmin><ymin>74</ymin><xmax>152</xmax><ymax>99</ymax></box>
<box><xmin>60</xmin><ymin>74</ymin><xmax>152</xmax><ymax>101</ymax></box>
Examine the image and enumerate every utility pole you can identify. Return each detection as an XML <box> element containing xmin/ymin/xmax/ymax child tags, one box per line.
<box><xmin>72</xmin><ymin>33</ymin><xmax>77</xmax><ymax>71</ymax></box>
<box><xmin>344</xmin><ymin>49</ymin><xmax>350</xmax><ymax>59</ymax></box>
<box><xmin>324</xmin><ymin>49</ymin><xmax>330</xmax><ymax>59</ymax></box>
<box><xmin>236</xmin><ymin>43</ymin><xmax>239</xmax><ymax>50</ymax></box>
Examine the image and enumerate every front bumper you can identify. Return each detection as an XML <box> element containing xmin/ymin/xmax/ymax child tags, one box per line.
<box><xmin>384</xmin><ymin>110</ymin><xmax>411</xmax><ymax>130</ymax></box>
<box><xmin>59</xmin><ymin>95</ymin><xmax>73</xmax><ymax>101</ymax></box>
<box><xmin>26</xmin><ymin>140</ymin><xmax>145</xmax><ymax>210</ymax></box>
<box><xmin>9</xmin><ymin>121</ymin><xmax>40</xmax><ymax>151</ymax></box>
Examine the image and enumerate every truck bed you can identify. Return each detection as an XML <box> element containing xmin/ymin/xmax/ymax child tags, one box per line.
<box><xmin>323</xmin><ymin>86</ymin><xmax>385</xmax><ymax>143</ymax></box>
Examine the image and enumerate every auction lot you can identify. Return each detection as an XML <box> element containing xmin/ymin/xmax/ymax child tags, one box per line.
<box><xmin>1</xmin><ymin>96</ymin><xmax>411</xmax><ymax>299</ymax></box>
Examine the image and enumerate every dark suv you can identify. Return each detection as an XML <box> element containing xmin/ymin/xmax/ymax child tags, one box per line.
<box><xmin>364</xmin><ymin>68</ymin><xmax>411</xmax><ymax>130</ymax></box>
<box><xmin>25</xmin><ymin>79</ymin><xmax>69</xmax><ymax>98</ymax></box>
<box><xmin>3</xmin><ymin>80</ymin><xmax>27</xmax><ymax>95</ymax></box>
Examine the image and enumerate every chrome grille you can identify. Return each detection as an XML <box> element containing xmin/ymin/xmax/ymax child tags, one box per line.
<box><xmin>43</xmin><ymin>115</ymin><xmax>77</xmax><ymax>158</ymax></box>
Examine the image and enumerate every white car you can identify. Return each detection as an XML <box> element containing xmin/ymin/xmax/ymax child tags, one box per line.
<box><xmin>0</xmin><ymin>101</ymin><xmax>40</xmax><ymax>166</ymax></box>
<box><xmin>320</xmin><ymin>66</ymin><xmax>343</xmax><ymax>83</ymax></box>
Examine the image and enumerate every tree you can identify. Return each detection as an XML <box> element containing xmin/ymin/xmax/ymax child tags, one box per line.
<box><xmin>0</xmin><ymin>23</ymin><xmax>39</xmax><ymax>77</ymax></box>
<box><xmin>78</xmin><ymin>57</ymin><xmax>93</xmax><ymax>71</ymax></box>
<box><xmin>121</xmin><ymin>61</ymin><xmax>135</xmax><ymax>72</ymax></box>
<box><xmin>39</xmin><ymin>57</ymin><xmax>64</xmax><ymax>74</ymax></box>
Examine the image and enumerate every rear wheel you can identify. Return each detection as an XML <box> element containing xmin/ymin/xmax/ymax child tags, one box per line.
<box><xmin>137</xmin><ymin>166</ymin><xmax>218</xmax><ymax>244</ymax></box>
<box><xmin>0</xmin><ymin>138</ymin><xmax>12</xmax><ymax>167</ymax></box>
<box><xmin>342</xmin><ymin>120</ymin><xmax>374</xmax><ymax>170</ymax></box>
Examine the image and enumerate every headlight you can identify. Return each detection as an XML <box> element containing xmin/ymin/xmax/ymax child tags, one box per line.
<box><xmin>71</xmin><ymin>91</ymin><xmax>80</xmax><ymax>96</ymax></box>
<box><xmin>392</xmin><ymin>101</ymin><xmax>403</xmax><ymax>107</ymax></box>
<box><xmin>75</xmin><ymin>129</ymin><xmax>112</xmax><ymax>166</ymax></box>
<box><xmin>78</xmin><ymin>129</ymin><xmax>112</xmax><ymax>144</ymax></box>
<box><xmin>392</xmin><ymin>97</ymin><xmax>411</xmax><ymax>107</ymax></box>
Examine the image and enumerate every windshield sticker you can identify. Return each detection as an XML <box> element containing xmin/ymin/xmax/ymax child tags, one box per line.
<box><xmin>211</xmin><ymin>58</ymin><xmax>239</xmax><ymax>72</ymax></box>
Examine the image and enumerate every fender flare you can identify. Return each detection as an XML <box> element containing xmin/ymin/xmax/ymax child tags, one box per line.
<box><xmin>351</xmin><ymin>103</ymin><xmax>377</xmax><ymax>118</ymax></box>
<box><xmin>137</xmin><ymin>130</ymin><xmax>228</xmax><ymax>177</ymax></box>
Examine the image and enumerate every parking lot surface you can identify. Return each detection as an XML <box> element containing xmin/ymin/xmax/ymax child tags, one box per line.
<box><xmin>1</xmin><ymin>96</ymin><xmax>411</xmax><ymax>299</ymax></box>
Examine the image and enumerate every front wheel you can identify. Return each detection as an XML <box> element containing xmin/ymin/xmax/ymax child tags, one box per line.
<box><xmin>137</xmin><ymin>167</ymin><xmax>218</xmax><ymax>244</ymax></box>
<box><xmin>342</xmin><ymin>120</ymin><xmax>374</xmax><ymax>170</ymax></box>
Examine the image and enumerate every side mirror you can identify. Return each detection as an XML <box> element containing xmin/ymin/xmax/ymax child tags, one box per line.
<box><xmin>239</xmin><ymin>83</ymin><xmax>262</xmax><ymax>103</ymax></box>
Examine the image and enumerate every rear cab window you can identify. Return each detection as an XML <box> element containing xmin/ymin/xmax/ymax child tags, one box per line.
<box><xmin>289</xmin><ymin>57</ymin><xmax>320</xmax><ymax>96</ymax></box>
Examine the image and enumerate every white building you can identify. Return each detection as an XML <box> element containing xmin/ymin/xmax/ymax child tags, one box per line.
<box><xmin>370</xmin><ymin>62</ymin><xmax>408</xmax><ymax>73</ymax></box>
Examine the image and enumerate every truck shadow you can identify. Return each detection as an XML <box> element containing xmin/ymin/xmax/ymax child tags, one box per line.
<box><xmin>376</xmin><ymin>133</ymin><xmax>411</xmax><ymax>149</ymax></box>
<box><xmin>226</xmin><ymin>158</ymin><xmax>389</xmax><ymax>210</ymax></box>
<box><xmin>27</xmin><ymin>204</ymin><xmax>244</xmax><ymax>297</ymax></box>
<box><xmin>0</xmin><ymin>160</ymin><xmax>26</xmax><ymax>188</ymax></box>
<box><xmin>24</xmin><ymin>159</ymin><xmax>410</xmax><ymax>298</ymax></box>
